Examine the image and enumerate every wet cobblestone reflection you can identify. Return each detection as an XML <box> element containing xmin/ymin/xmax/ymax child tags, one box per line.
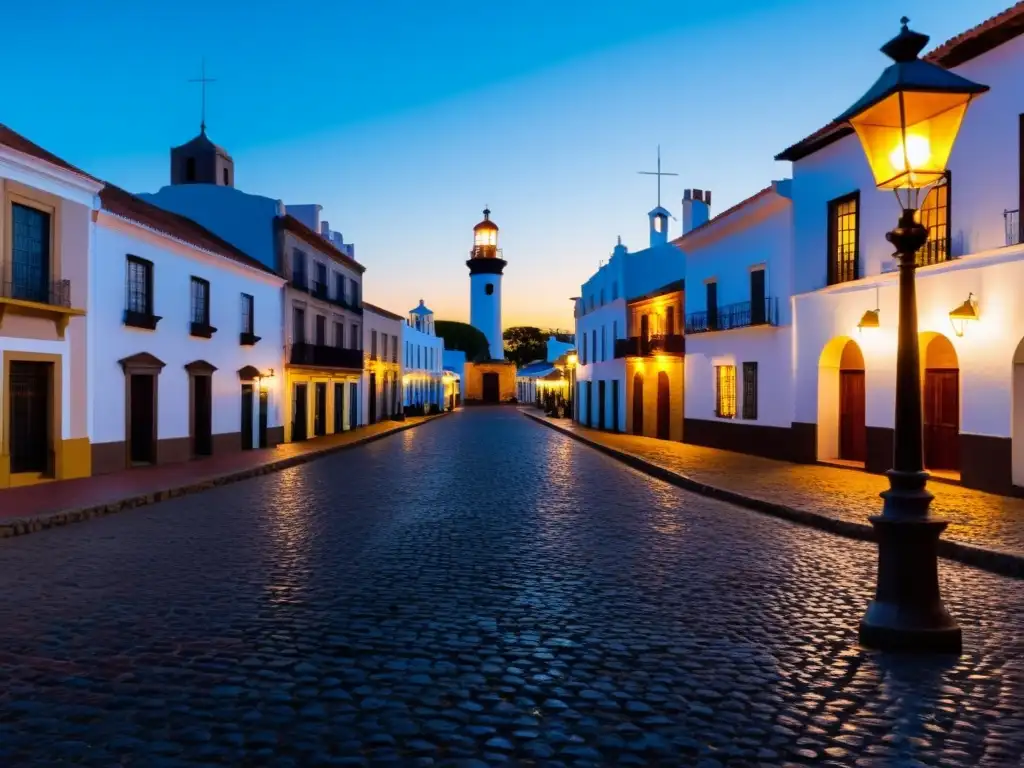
<box><xmin>0</xmin><ymin>409</ymin><xmax>1020</xmax><ymax>766</ymax></box>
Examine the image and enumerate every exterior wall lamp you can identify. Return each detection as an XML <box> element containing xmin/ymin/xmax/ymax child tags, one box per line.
<box><xmin>857</xmin><ymin>309</ymin><xmax>880</xmax><ymax>332</ymax></box>
<box><xmin>948</xmin><ymin>293</ymin><xmax>978</xmax><ymax>337</ymax></box>
<box><xmin>836</xmin><ymin>16</ymin><xmax>987</xmax><ymax>654</ymax></box>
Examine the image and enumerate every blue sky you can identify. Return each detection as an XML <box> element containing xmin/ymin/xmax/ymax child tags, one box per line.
<box><xmin>5</xmin><ymin>0</ymin><xmax>1009</xmax><ymax>328</ymax></box>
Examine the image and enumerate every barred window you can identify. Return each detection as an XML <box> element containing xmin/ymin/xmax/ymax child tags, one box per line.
<box><xmin>240</xmin><ymin>293</ymin><xmax>254</xmax><ymax>334</ymax></box>
<box><xmin>190</xmin><ymin>277</ymin><xmax>209</xmax><ymax>325</ymax></box>
<box><xmin>917</xmin><ymin>173</ymin><xmax>951</xmax><ymax>266</ymax></box>
<box><xmin>715</xmin><ymin>365</ymin><xmax>736</xmax><ymax>419</ymax></box>
<box><xmin>742</xmin><ymin>362</ymin><xmax>758</xmax><ymax>420</ymax></box>
<box><xmin>827</xmin><ymin>192</ymin><xmax>859</xmax><ymax>285</ymax></box>
<box><xmin>126</xmin><ymin>256</ymin><xmax>152</xmax><ymax>315</ymax></box>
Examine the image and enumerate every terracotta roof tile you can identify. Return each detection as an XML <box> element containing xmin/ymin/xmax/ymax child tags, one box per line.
<box><xmin>99</xmin><ymin>185</ymin><xmax>279</xmax><ymax>277</ymax></box>
<box><xmin>776</xmin><ymin>3</ymin><xmax>1024</xmax><ymax>162</ymax></box>
<box><xmin>278</xmin><ymin>214</ymin><xmax>365</xmax><ymax>274</ymax></box>
<box><xmin>0</xmin><ymin>123</ymin><xmax>101</xmax><ymax>182</ymax></box>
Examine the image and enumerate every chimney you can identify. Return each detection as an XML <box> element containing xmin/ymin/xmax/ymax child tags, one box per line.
<box><xmin>320</xmin><ymin>221</ymin><xmax>330</xmax><ymax>238</ymax></box>
<box><xmin>682</xmin><ymin>189</ymin><xmax>711</xmax><ymax>235</ymax></box>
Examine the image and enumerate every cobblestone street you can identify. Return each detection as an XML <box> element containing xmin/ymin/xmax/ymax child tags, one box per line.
<box><xmin>0</xmin><ymin>408</ymin><xmax>1021</xmax><ymax>767</ymax></box>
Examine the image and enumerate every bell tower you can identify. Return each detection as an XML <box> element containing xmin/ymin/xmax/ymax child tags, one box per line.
<box><xmin>466</xmin><ymin>208</ymin><xmax>506</xmax><ymax>360</ymax></box>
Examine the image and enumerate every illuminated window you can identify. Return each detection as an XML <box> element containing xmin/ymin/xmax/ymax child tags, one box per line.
<box><xmin>827</xmin><ymin>191</ymin><xmax>859</xmax><ymax>285</ymax></box>
<box><xmin>654</xmin><ymin>214</ymin><xmax>664</xmax><ymax>233</ymax></box>
<box><xmin>917</xmin><ymin>173</ymin><xmax>951</xmax><ymax>266</ymax></box>
<box><xmin>715</xmin><ymin>365</ymin><xmax>736</xmax><ymax>418</ymax></box>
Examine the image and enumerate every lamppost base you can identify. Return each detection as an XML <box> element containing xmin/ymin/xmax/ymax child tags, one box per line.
<box><xmin>859</xmin><ymin>515</ymin><xmax>962</xmax><ymax>654</ymax></box>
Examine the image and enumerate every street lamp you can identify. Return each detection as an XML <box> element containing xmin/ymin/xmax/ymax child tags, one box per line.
<box><xmin>837</xmin><ymin>18</ymin><xmax>988</xmax><ymax>653</ymax></box>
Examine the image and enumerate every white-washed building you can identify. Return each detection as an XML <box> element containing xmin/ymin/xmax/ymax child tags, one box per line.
<box><xmin>91</xmin><ymin>185</ymin><xmax>285</xmax><ymax>473</ymax></box>
<box><xmin>575</xmin><ymin>203</ymin><xmax>687</xmax><ymax>433</ymax></box>
<box><xmin>362</xmin><ymin>303</ymin><xmax>403</xmax><ymax>424</ymax></box>
<box><xmin>774</xmin><ymin>4</ymin><xmax>1024</xmax><ymax>494</ymax></box>
<box><xmin>678</xmin><ymin>181</ymin><xmax>794</xmax><ymax>457</ymax></box>
<box><xmin>139</xmin><ymin>128</ymin><xmax>365</xmax><ymax>443</ymax></box>
<box><xmin>403</xmin><ymin>300</ymin><xmax>445</xmax><ymax>413</ymax></box>
<box><xmin>0</xmin><ymin>125</ymin><xmax>103</xmax><ymax>488</ymax></box>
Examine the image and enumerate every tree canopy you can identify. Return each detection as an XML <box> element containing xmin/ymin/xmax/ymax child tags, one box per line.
<box><xmin>435</xmin><ymin>321</ymin><xmax>491</xmax><ymax>363</ymax></box>
<box><xmin>503</xmin><ymin>326</ymin><xmax>548</xmax><ymax>368</ymax></box>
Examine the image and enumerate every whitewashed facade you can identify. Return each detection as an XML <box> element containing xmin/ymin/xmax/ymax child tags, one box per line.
<box><xmin>775</xmin><ymin>7</ymin><xmax>1024</xmax><ymax>493</ymax></box>
<box><xmin>403</xmin><ymin>300</ymin><xmax>445</xmax><ymax>412</ymax></box>
<box><xmin>679</xmin><ymin>181</ymin><xmax>795</xmax><ymax>455</ymax></box>
<box><xmin>362</xmin><ymin>303</ymin><xmax>403</xmax><ymax>424</ymax></box>
<box><xmin>90</xmin><ymin>186</ymin><xmax>285</xmax><ymax>474</ymax></box>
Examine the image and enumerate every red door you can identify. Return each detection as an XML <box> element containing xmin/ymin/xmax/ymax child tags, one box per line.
<box><xmin>839</xmin><ymin>370</ymin><xmax>866</xmax><ymax>462</ymax></box>
<box><xmin>924</xmin><ymin>369</ymin><xmax>959</xmax><ymax>471</ymax></box>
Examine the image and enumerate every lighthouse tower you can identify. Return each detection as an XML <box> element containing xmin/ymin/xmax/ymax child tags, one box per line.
<box><xmin>466</xmin><ymin>208</ymin><xmax>505</xmax><ymax>360</ymax></box>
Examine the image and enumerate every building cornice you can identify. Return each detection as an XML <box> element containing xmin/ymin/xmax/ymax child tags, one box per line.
<box><xmin>0</xmin><ymin>146</ymin><xmax>104</xmax><ymax>206</ymax></box>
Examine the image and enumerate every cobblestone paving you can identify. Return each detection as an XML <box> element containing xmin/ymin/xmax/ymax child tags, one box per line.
<box><xmin>540</xmin><ymin>415</ymin><xmax>1024</xmax><ymax>559</ymax></box>
<box><xmin>0</xmin><ymin>408</ymin><xmax>1021</xmax><ymax>767</ymax></box>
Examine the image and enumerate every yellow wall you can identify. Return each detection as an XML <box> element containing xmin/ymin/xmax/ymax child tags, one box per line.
<box><xmin>284</xmin><ymin>367</ymin><xmax>361</xmax><ymax>442</ymax></box>
<box><xmin>625</xmin><ymin>357</ymin><xmax>684</xmax><ymax>441</ymax></box>
<box><xmin>463</xmin><ymin>361</ymin><xmax>517</xmax><ymax>402</ymax></box>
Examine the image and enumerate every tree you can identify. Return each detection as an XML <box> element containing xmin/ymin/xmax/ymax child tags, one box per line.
<box><xmin>503</xmin><ymin>326</ymin><xmax>547</xmax><ymax>368</ymax></box>
<box><xmin>435</xmin><ymin>321</ymin><xmax>491</xmax><ymax>362</ymax></box>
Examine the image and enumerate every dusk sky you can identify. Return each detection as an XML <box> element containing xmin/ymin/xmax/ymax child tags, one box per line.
<box><xmin>6</xmin><ymin>0</ymin><xmax>1008</xmax><ymax>329</ymax></box>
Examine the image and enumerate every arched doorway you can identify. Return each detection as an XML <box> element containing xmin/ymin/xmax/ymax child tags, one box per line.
<box><xmin>921</xmin><ymin>333</ymin><xmax>959</xmax><ymax>472</ymax></box>
<box><xmin>657</xmin><ymin>371</ymin><xmax>670</xmax><ymax>440</ymax></box>
<box><xmin>632</xmin><ymin>372</ymin><xmax>644</xmax><ymax>435</ymax></box>
<box><xmin>817</xmin><ymin>337</ymin><xmax>865</xmax><ymax>463</ymax></box>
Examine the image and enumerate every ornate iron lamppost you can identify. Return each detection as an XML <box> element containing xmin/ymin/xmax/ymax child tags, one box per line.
<box><xmin>836</xmin><ymin>18</ymin><xmax>988</xmax><ymax>653</ymax></box>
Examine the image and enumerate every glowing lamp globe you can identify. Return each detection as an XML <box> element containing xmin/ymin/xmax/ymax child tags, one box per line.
<box><xmin>836</xmin><ymin>18</ymin><xmax>988</xmax><ymax>207</ymax></box>
<box><xmin>473</xmin><ymin>208</ymin><xmax>499</xmax><ymax>253</ymax></box>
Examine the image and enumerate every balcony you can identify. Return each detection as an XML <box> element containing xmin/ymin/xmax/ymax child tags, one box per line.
<box><xmin>1006</xmin><ymin>209</ymin><xmax>1020</xmax><ymax>246</ymax></box>
<box><xmin>614</xmin><ymin>334</ymin><xmax>685</xmax><ymax>358</ymax></box>
<box><xmin>289</xmin><ymin>342</ymin><xmax>363</xmax><ymax>370</ymax></box>
<box><xmin>290</xmin><ymin>273</ymin><xmax>309</xmax><ymax>291</ymax></box>
<box><xmin>686</xmin><ymin>298</ymin><xmax>779</xmax><ymax>334</ymax></box>
<box><xmin>329</xmin><ymin>293</ymin><xmax>363</xmax><ymax>314</ymax></box>
<box><xmin>0</xmin><ymin>279</ymin><xmax>84</xmax><ymax>338</ymax></box>
<box><xmin>312</xmin><ymin>280</ymin><xmax>329</xmax><ymax>300</ymax></box>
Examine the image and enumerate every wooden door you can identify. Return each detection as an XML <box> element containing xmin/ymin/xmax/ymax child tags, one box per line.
<box><xmin>314</xmin><ymin>382</ymin><xmax>327</xmax><ymax>436</ymax></box>
<box><xmin>839</xmin><ymin>370</ymin><xmax>866</xmax><ymax>462</ymax></box>
<box><xmin>657</xmin><ymin>371</ymin><xmax>670</xmax><ymax>440</ymax></box>
<box><xmin>192</xmin><ymin>374</ymin><xmax>213</xmax><ymax>456</ymax></box>
<box><xmin>369</xmin><ymin>373</ymin><xmax>378</xmax><ymax>423</ymax></box>
<box><xmin>483</xmin><ymin>373</ymin><xmax>500</xmax><ymax>403</ymax></box>
<box><xmin>611</xmin><ymin>380</ymin><xmax>620</xmax><ymax>433</ymax></box>
<box><xmin>241</xmin><ymin>384</ymin><xmax>254</xmax><ymax>450</ymax></box>
<box><xmin>632</xmin><ymin>373</ymin><xmax>644</xmax><ymax>435</ymax></box>
<box><xmin>334</xmin><ymin>383</ymin><xmax>344</xmax><ymax>432</ymax></box>
<box><xmin>293</xmin><ymin>383</ymin><xmax>308</xmax><ymax>441</ymax></box>
<box><xmin>129</xmin><ymin>373</ymin><xmax>156</xmax><ymax>464</ymax></box>
<box><xmin>258</xmin><ymin>390</ymin><xmax>269</xmax><ymax>448</ymax></box>
<box><xmin>640</xmin><ymin>314</ymin><xmax>650</xmax><ymax>354</ymax></box>
<box><xmin>584</xmin><ymin>381</ymin><xmax>592</xmax><ymax>426</ymax></box>
<box><xmin>924</xmin><ymin>369</ymin><xmax>959</xmax><ymax>471</ymax></box>
<box><xmin>9</xmin><ymin>361</ymin><xmax>50</xmax><ymax>473</ymax></box>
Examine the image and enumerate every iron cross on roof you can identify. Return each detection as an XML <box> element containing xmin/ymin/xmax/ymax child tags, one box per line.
<box><xmin>188</xmin><ymin>58</ymin><xmax>216</xmax><ymax>134</ymax></box>
<box><xmin>637</xmin><ymin>145</ymin><xmax>678</xmax><ymax>209</ymax></box>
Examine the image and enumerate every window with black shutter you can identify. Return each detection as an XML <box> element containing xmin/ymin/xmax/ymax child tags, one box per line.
<box><xmin>742</xmin><ymin>362</ymin><xmax>758</xmax><ymax>420</ymax></box>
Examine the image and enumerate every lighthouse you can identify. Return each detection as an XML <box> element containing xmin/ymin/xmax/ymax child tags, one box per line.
<box><xmin>466</xmin><ymin>208</ymin><xmax>505</xmax><ymax>360</ymax></box>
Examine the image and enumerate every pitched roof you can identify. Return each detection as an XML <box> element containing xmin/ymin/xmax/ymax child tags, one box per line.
<box><xmin>278</xmin><ymin>214</ymin><xmax>365</xmax><ymax>273</ymax></box>
<box><xmin>672</xmin><ymin>185</ymin><xmax>776</xmax><ymax>245</ymax></box>
<box><xmin>0</xmin><ymin>123</ymin><xmax>101</xmax><ymax>182</ymax></box>
<box><xmin>776</xmin><ymin>3</ymin><xmax>1024</xmax><ymax>162</ymax></box>
<box><xmin>362</xmin><ymin>302</ymin><xmax>404</xmax><ymax>321</ymax></box>
<box><xmin>99</xmin><ymin>185</ymin><xmax>279</xmax><ymax>277</ymax></box>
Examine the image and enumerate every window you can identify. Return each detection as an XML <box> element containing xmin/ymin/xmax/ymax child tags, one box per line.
<box><xmin>392</xmin><ymin>335</ymin><xmax>398</xmax><ymax>363</ymax></box>
<box><xmin>382</xmin><ymin>333</ymin><xmax>389</xmax><ymax>361</ymax></box>
<box><xmin>292</xmin><ymin>249</ymin><xmax>307</xmax><ymax>288</ymax></box>
<box><xmin>665</xmin><ymin>305</ymin><xmax>675</xmax><ymax>337</ymax></box>
<box><xmin>335</xmin><ymin>321</ymin><xmax>344</xmax><ymax>348</ymax></box>
<box><xmin>190</xmin><ymin>277</ymin><xmax>210</xmax><ymax>325</ymax></box>
<box><xmin>315</xmin><ymin>314</ymin><xmax>326</xmax><ymax>345</ymax></box>
<box><xmin>406</xmin><ymin>341</ymin><xmax>410</xmax><ymax>367</ymax></box>
<box><xmin>315</xmin><ymin>261</ymin><xmax>328</xmax><ymax>295</ymax></box>
<box><xmin>186</xmin><ymin>157</ymin><xmax>196</xmax><ymax>182</ymax></box>
<box><xmin>917</xmin><ymin>173</ymin><xmax>951</xmax><ymax>266</ymax></box>
<box><xmin>742</xmin><ymin>362</ymin><xmax>758</xmax><ymax>420</ymax></box>
<box><xmin>241</xmin><ymin>293</ymin><xmax>254</xmax><ymax>334</ymax></box>
<box><xmin>371</xmin><ymin>329</ymin><xmax>378</xmax><ymax>359</ymax></box>
<box><xmin>715</xmin><ymin>365</ymin><xmax>737</xmax><ymax>418</ymax></box>
<box><xmin>485</xmin><ymin>283</ymin><xmax>494</xmax><ymax>296</ymax></box>
<box><xmin>582</xmin><ymin>333</ymin><xmax>587</xmax><ymax>364</ymax></box>
<box><xmin>750</xmin><ymin>268</ymin><xmax>766</xmax><ymax>324</ymax></box>
<box><xmin>706</xmin><ymin>282</ymin><xmax>718</xmax><ymax>330</ymax></box>
<box><xmin>126</xmin><ymin>256</ymin><xmax>153</xmax><ymax>315</ymax></box>
<box><xmin>591</xmin><ymin>330</ymin><xmax>596</xmax><ymax>364</ymax></box>
<box><xmin>222</xmin><ymin>167</ymin><xmax>229</xmax><ymax>185</ymax></box>
<box><xmin>827</xmin><ymin>191</ymin><xmax>860</xmax><ymax>285</ymax></box>
<box><xmin>351</xmin><ymin>324</ymin><xmax>359</xmax><ymax>349</ymax></box>
<box><xmin>601</xmin><ymin>326</ymin><xmax>606</xmax><ymax>361</ymax></box>
<box><xmin>351</xmin><ymin>281</ymin><xmax>360</xmax><ymax>306</ymax></box>
<box><xmin>600</xmin><ymin>288</ymin><xmax>605</xmax><ymax>306</ymax></box>
<box><xmin>293</xmin><ymin>306</ymin><xmax>306</xmax><ymax>344</ymax></box>
<box><xmin>335</xmin><ymin>272</ymin><xmax>345</xmax><ymax>303</ymax></box>
<box><xmin>11</xmin><ymin>203</ymin><xmax>51</xmax><ymax>303</ymax></box>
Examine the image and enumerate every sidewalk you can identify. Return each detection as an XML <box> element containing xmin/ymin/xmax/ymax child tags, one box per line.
<box><xmin>524</xmin><ymin>409</ymin><xmax>1024</xmax><ymax>578</ymax></box>
<box><xmin>0</xmin><ymin>413</ymin><xmax>448</xmax><ymax>538</ymax></box>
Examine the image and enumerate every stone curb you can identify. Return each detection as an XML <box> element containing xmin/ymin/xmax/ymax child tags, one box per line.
<box><xmin>0</xmin><ymin>412</ymin><xmax>451</xmax><ymax>539</ymax></box>
<box><xmin>524</xmin><ymin>411</ymin><xmax>1024</xmax><ymax>580</ymax></box>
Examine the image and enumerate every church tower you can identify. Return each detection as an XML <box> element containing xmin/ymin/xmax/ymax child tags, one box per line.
<box><xmin>466</xmin><ymin>208</ymin><xmax>505</xmax><ymax>360</ymax></box>
<box><xmin>170</xmin><ymin>128</ymin><xmax>235</xmax><ymax>187</ymax></box>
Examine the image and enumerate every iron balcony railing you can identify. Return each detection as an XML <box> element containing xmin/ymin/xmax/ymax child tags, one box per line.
<box><xmin>290</xmin><ymin>272</ymin><xmax>309</xmax><ymax>291</ymax></box>
<box><xmin>312</xmin><ymin>280</ymin><xmax>329</xmax><ymax>300</ymax></box>
<box><xmin>2</xmin><ymin>279</ymin><xmax>71</xmax><ymax>307</ymax></box>
<box><xmin>686</xmin><ymin>297</ymin><xmax>779</xmax><ymax>334</ymax></box>
<box><xmin>329</xmin><ymin>293</ymin><xmax>363</xmax><ymax>314</ymax></box>
<box><xmin>289</xmin><ymin>342</ymin><xmax>364</xmax><ymax>370</ymax></box>
<box><xmin>1005</xmin><ymin>209</ymin><xmax>1020</xmax><ymax>246</ymax></box>
<box><xmin>614</xmin><ymin>334</ymin><xmax>685</xmax><ymax>358</ymax></box>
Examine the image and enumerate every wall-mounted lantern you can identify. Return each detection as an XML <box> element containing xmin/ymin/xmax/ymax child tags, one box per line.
<box><xmin>948</xmin><ymin>293</ymin><xmax>978</xmax><ymax>337</ymax></box>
